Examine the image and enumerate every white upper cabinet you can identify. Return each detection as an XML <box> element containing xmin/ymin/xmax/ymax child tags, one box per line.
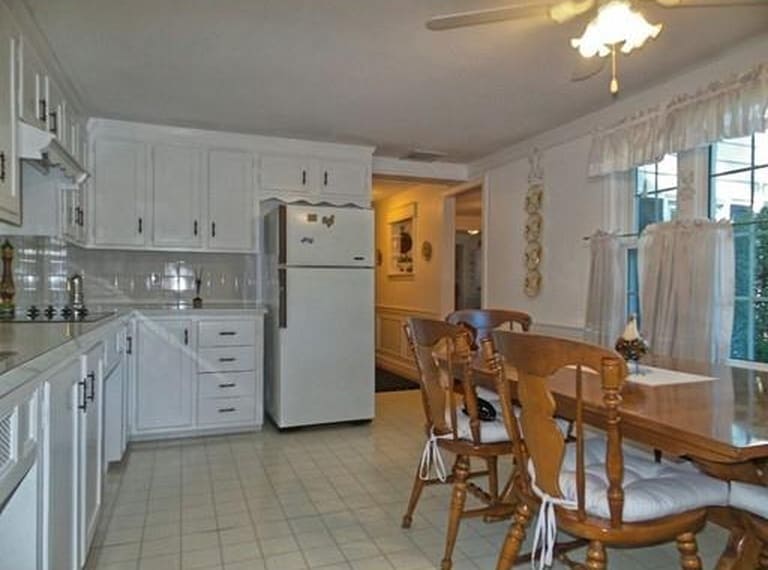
<box><xmin>208</xmin><ymin>149</ymin><xmax>254</xmax><ymax>251</ymax></box>
<box><xmin>0</xmin><ymin>14</ymin><xmax>20</xmax><ymax>226</ymax></box>
<box><xmin>92</xmin><ymin>138</ymin><xmax>148</xmax><ymax>246</ymax></box>
<box><xmin>260</xmin><ymin>153</ymin><xmax>313</xmax><ymax>194</ymax></box>
<box><xmin>46</xmin><ymin>75</ymin><xmax>65</xmax><ymax>142</ymax></box>
<box><xmin>260</xmin><ymin>153</ymin><xmax>370</xmax><ymax>204</ymax></box>
<box><xmin>320</xmin><ymin>159</ymin><xmax>369</xmax><ymax>200</ymax></box>
<box><xmin>152</xmin><ymin>144</ymin><xmax>203</xmax><ymax>248</ymax></box>
<box><xmin>18</xmin><ymin>37</ymin><xmax>46</xmax><ymax>130</ymax></box>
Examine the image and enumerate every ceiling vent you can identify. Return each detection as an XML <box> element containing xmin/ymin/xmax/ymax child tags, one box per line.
<box><xmin>400</xmin><ymin>149</ymin><xmax>446</xmax><ymax>162</ymax></box>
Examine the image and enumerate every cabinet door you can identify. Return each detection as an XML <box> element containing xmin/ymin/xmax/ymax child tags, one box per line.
<box><xmin>208</xmin><ymin>149</ymin><xmax>254</xmax><ymax>251</ymax></box>
<box><xmin>260</xmin><ymin>154</ymin><xmax>313</xmax><ymax>194</ymax></box>
<box><xmin>319</xmin><ymin>159</ymin><xmax>369</xmax><ymax>200</ymax></box>
<box><xmin>152</xmin><ymin>144</ymin><xmax>203</xmax><ymax>247</ymax></box>
<box><xmin>79</xmin><ymin>344</ymin><xmax>102</xmax><ymax>566</ymax></box>
<box><xmin>18</xmin><ymin>37</ymin><xmax>46</xmax><ymax>130</ymax></box>
<box><xmin>92</xmin><ymin>138</ymin><xmax>147</xmax><ymax>246</ymax></box>
<box><xmin>45</xmin><ymin>360</ymin><xmax>81</xmax><ymax>570</ymax></box>
<box><xmin>0</xmin><ymin>20</ymin><xmax>19</xmax><ymax>225</ymax></box>
<box><xmin>46</xmin><ymin>76</ymin><xmax>65</xmax><ymax>142</ymax></box>
<box><xmin>135</xmin><ymin>318</ymin><xmax>195</xmax><ymax>432</ymax></box>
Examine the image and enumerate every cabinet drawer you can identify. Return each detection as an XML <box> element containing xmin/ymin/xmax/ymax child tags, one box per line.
<box><xmin>198</xmin><ymin>320</ymin><xmax>256</xmax><ymax>347</ymax></box>
<box><xmin>198</xmin><ymin>346</ymin><xmax>255</xmax><ymax>373</ymax></box>
<box><xmin>198</xmin><ymin>372</ymin><xmax>255</xmax><ymax>398</ymax></box>
<box><xmin>198</xmin><ymin>397</ymin><xmax>256</xmax><ymax>426</ymax></box>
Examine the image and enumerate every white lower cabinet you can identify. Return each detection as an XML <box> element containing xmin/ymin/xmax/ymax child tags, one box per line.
<box><xmin>79</xmin><ymin>343</ymin><xmax>103</xmax><ymax>565</ymax></box>
<box><xmin>44</xmin><ymin>340</ymin><xmax>103</xmax><ymax>570</ymax></box>
<box><xmin>134</xmin><ymin>317</ymin><xmax>195</xmax><ymax>435</ymax></box>
<box><xmin>130</xmin><ymin>313</ymin><xmax>263</xmax><ymax>438</ymax></box>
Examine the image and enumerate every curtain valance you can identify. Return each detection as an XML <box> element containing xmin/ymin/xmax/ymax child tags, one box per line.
<box><xmin>588</xmin><ymin>63</ymin><xmax>768</xmax><ymax>178</ymax></box>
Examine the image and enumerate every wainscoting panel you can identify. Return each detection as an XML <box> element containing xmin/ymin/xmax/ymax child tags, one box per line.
<box><xmin>375</xmin><ymin>305</ymin><xmax>441</xmax><ymax>381</ymax></box>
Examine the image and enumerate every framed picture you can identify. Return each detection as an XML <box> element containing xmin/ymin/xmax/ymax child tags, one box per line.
<box><xmin>387</xmin><ymin>203</ymin><xmax>417</xmax><ymax>277</ymax></box>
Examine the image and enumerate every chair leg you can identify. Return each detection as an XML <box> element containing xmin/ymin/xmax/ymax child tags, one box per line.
<box><xmin>585</xmin><ymin>540</ymin><xmax>607</xmax><ymax>570</ymax></box>
<box><xmin>676</xmin><ymin>532</ymin><xmax>703</xmax><ymax>570</ymax></box>
<box><xmin>757</xmin><ymin>541</ymin><xmax>768</xmax><ymax>570</ymax></box>
<box><xmin>441</xmin><ymin>455</ymin><xmax>470</xmax><ymax>570</ymax></box>
<box><xmin>401</xmin><ymin>461</ymin><xmax>427</xmax><ymax>529</ymax></box>
<box><xmin>495</xmin><ymin>501</ymin><xmax>533</xmax><ymax>570</ymax></box>
<box><xmin>486</xmin><ymin>456</ymin><xmax>499</xmax><ymax>500</ymax></box>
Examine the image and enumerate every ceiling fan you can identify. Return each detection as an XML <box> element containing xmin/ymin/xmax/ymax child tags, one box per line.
<box><xmin>427</xmin><ymin>0</ymin><xmax>767</xmax><ymax>95</ymax></box>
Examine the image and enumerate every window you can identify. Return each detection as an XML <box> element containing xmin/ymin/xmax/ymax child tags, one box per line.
<box><xmin>710</xmin><ymin>131</ymin><xmax>768</xmax><ymax>363</ymax></box>
<box><xmin>627</xmin><ymin>154</ymin><xmax>678</xmax><ymax>318</ymax></box>
<box><xmin>635</xmin><ymin>154</ymin><xmax>679</xmax><ymax>232</ymax></box>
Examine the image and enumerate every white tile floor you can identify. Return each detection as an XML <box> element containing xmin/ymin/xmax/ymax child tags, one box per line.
<box><xmin>86</xmin><ymin>391</ymin><xmax>730</xmax><ymax>570</ymax></box>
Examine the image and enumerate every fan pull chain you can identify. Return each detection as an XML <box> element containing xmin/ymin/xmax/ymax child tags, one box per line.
<box><xmin>610</xmin><ymin>45</ymin><xmax>619</xmax><ymax>96</ymax></box>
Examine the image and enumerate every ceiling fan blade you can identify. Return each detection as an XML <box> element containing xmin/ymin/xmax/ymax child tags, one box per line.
<box><xmin>570</xmin><ymin>57</ymin><xmax>606</xmax><ymax>82</ymax></box>
<box><xmin>655</xmin><ymin>0</ymin><xmax>768</xmax><ymax>7</ymax></box>
<box><xmin>425</xmin><ymin>4</ymin><xmax>550</xmax><ymax>31</ymax></box>
<box><xmin>549</xmin><ymin>0</ymin><xmax>596</xmax><ymax>24</ymax></box>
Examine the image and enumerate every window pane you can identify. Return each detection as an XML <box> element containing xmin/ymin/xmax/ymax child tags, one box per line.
<box><xmin>756</xmin><ymin>214</ymin><xmax>768</xmax><ymax>299</ymax></box>
<box><xmin>656</xmin><ymin>154</ymin><xmax>678</xmax><ymax>190</ymax></box>
<box><xmin>712</xmin><ymin>135</ymin><xmax>753</xmax><ymax>175</ymax></box>
<box><xmin>756</xmin><ymin>131</ymin><xmax>768</xmax><ymax>167</ymax></box>
<box><xmin>636</xmin><ymin>168</ymin><xmax>656</xmax><ymax>195</ymax></box>
<box><xmin>734</xmin><ymin>235</ymin><xmax>751</xmax><ymax>297</ymax></box>
<box><xmin>731</xmin><ymin>299</ymin><xmax>751</xmax><ymax>360</ymax></box>
<box><xmin>637</xmin><ymin>190</ymin><xmax>677</xmax><ymax>231</ymax></box>
<box><xmin>754</xmin><ymin>166</ymin><xmax>768</xmax><ymax>213</ymax></box>
<box><xmin>711</xmin><ymin>170</ymin><xmax>753</xmax><ymax>220</ymax></box>
<box><xmin>754</xmin><ymin>300</ymin><xmax>768</xmax><ymax>363</ymax></box>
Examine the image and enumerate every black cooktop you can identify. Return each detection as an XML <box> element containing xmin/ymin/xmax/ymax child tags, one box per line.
<box><xmin>0</xmin><ymin>305</ymin><xmax>114</xmax><ymax>323</ymax></box>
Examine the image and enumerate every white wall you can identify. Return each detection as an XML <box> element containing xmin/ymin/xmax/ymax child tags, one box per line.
<box><xmin>478</xmin><ymin>32</ymin><xmax>768</xmax><ymax>331</ymax></box>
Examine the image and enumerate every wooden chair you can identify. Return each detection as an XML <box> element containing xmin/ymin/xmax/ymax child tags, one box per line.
<box><xmin>729</xmin><ymin>482</ymin><xmax>768</xmax><ymax>569</ymax></box>
<box><xmin>488</xmin><ymin>331</ymin><xmax>730</xmax><ymax>570</ymax></box>
<box><xmin>446</xmin><ymin>309</ymin><xmax>532</xmax><ymax>349</ymax></box>
<box><xmin>402</xmin><ymin>317</ymin><xmax>516</xmax><ymax>570</ymax></box>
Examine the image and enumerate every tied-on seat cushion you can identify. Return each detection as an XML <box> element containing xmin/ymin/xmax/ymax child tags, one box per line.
<box><xmin>452</xmin><ymin>407</ymin><xmax>510</xmax><ymax>444</ymax></box>
<box><xmin>730</xmin><ymin>482</ymin><xmax>768</xmax><ymax>520</ymax></box>
<box><xmin>556</xmin><ymin>438</ymin><xmax>729</xmax><ymax>522</ymax></box>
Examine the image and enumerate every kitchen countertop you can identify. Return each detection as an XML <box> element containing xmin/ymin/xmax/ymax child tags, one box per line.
<box><xmin>0</xmin><ymin>302</ymin><xmax>268</xmax><ymax>399</ymax></box>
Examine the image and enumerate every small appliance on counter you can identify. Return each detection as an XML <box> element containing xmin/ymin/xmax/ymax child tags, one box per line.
<box><xmin>67</xmin><ymin>273</ymin><xmax>86</xmax><ymax>317</ymax></box>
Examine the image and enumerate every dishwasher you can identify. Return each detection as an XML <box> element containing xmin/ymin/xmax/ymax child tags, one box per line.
<box><xmin>0</xmin><ymin>383</ymin><xmax>41</xmax><ymax>570</ymax></box>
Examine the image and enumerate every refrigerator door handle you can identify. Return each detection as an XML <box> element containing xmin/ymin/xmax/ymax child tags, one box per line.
<box><xmin>278</xmin><ymin>269</ymin><xmax>287</xmax><ymax>329</ymax></box>
<box><xmin>278</xmin><ymin>204</ymin><xmax>287</xmax><ymax>265</ymax></box>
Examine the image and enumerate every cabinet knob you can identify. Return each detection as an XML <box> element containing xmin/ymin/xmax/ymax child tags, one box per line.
<box><xmin>87</xmin><ymin>372</ymin><xmax>96</xmax><ymax>401</ymax></box>
<box><xmin>0</xmin><ymin>152</ymin><xmax>5</xmax><ymax>182</ymax></box>
<box><xmin>49</xmin><ymin>111</ymin><xmax>58</xmax><ymax>135</ymax></box>
<box><xmin>78</xmin><ymin>379</ymin><xmax>88</xmax><ymax>411</ymax></box>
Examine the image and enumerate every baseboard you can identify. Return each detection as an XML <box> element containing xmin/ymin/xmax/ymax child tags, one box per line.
<box><xmin>376</xmin><ymin>352</ymin><xmax>418</xmax><ymax>381</ymax></box>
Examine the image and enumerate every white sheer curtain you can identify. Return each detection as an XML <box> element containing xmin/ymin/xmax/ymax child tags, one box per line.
<box><xmin>584</xmin><ymin>231</ymin><xmax>626</xmax><ymax>347</ymax></box>
<box><xmin>638</xmin><ymin>220</ymin><xmax>734</xmax><ymax>363</ymax></box>
<box><xmin>588</xmin><ymin>63</ymin><xmax>768</xmax><ymax>177</ymax></box>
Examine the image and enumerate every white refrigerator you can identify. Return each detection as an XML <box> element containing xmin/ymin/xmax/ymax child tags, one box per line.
<box><xmin>264</xmin><ymin>203</ymin><xmax>375</xmax><ymax>428</ymax></box>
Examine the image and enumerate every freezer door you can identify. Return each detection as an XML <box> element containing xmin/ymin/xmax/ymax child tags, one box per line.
<box><xmin>277</xmin><ymin>267</ymin><xmax>374</xmax><ymax>427</ymax></box>
<box><xmin>283</xmin><ymin>205</ymin><xmax>373</xmax><ymax>267</ymax></box>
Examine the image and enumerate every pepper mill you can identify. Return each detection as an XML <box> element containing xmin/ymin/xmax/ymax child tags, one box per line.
<box><xmin>0</xmin><ymin>240</ymin><xmax>15</xmax><ymax>317</ymax></box>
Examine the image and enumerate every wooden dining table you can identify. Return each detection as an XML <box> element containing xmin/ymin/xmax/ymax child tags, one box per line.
<box><xmin>467</xmin><ymin>350</ymin><xmax>768</xmax><ymax>570</ymax></box>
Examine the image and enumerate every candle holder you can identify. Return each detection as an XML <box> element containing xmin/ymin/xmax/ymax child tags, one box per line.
<box><xmin>615</xmin><ymin>315</ymin><xmax>648</xmax><ymax>375</ymax></box>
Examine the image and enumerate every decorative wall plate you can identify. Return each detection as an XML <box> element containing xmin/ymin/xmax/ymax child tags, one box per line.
<box><xmin>421</xmin><ymin>241</ymin><xmax>433</xmax><ymax>261</ymax></box>
<box><xmin>524</xmin><ymin>213</ymin><xmax>542</xmax><ymax>242</ymax></box>
<box><xmin>524</xmin><ymin>241</ymin><xmax>542</xmax><ymax>270</ymax></box>
<box><xmin>524</xmin><ymin>269</ymin><xmax>541</xmax><ymax>298</ymax></box>
<box><xmin>523</xmin><ymin>149</ymin><xmax>544</xmax><ymax>297</ymax></box>
<box><xmin>525</xmin><ymin>185</ymin><xmax>543</xmax><ymax>214</ymax></box>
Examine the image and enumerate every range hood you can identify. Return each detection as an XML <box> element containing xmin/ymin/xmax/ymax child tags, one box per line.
<box><xmin>18</xmin><ymin>121</ymin><xmax>89</xmax><ymax>184</ymax></box>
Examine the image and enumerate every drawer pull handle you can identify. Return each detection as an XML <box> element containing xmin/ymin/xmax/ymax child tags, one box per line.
<box><xmin>219</xmin><ymin>383</ymin><xmax>236</xmax><ymax>388</ymax></box>
<box><xmin>219</xmin><ymin>357</ymin><xmax>236</xmax><ymax>362</ymax></box>
<box><xmin>219</xmin><ymin>331</ymin><xmax>237</xmax><ymax>336</ymax></box>
<box><xmin>218</xmin><ymin>407</ymin><xmax>236</xmax><ymax>413</ymax></box>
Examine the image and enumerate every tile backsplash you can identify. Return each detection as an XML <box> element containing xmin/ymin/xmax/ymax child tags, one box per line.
<box><xmin>0</xmin><ymin>236</ymin><xmax>259</xmax><ymax>307</ymax></box>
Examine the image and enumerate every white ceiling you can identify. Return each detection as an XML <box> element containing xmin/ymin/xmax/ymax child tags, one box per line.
<box><xmin>25</xmin><ymin>0</ymin><xmax>768</xmax><ymax>162</ymax></box>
